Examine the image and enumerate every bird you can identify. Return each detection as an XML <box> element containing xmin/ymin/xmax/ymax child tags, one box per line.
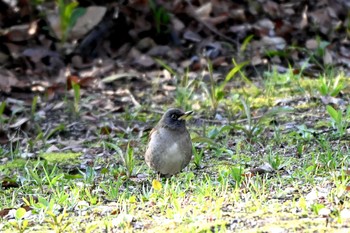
<box><xmin>145</xmin><ymin>108</ymin><xmax>193</xmax><ymax>176</ymax></box>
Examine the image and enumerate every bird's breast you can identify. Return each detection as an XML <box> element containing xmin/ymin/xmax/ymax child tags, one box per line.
<box><xmin>148</xmin><ymin>127</ymin><xmax>190</xmax><ymax>174</ymax></box>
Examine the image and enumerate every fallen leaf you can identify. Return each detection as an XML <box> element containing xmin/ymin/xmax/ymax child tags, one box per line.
<box><xmin>9</xmin><ymin>117</ymin><xmax>29</xmax><ymax>129</ymax></box>
<box><xmin>70</xmin><ymin>6</ymin><xmax>106</xmax><ymax>40</ymax></box>
<box><xmin>0</xmin><ymin>69</ymin><xmax>20</xmax><ymax>93</ymax></box>
<box><xmin>152</xmin><ymin>179</ymin><xmax>162</xmax><ymax>191</ymax></box>
<box><xmin>250</xmin><ymin>162</ymin><xmax>274</xmax><ymax>175</ymax></box>
<box><xmin>1</xmin><ymin>178</ymin><xmax>19</xmax><ymax>188</ymax></box>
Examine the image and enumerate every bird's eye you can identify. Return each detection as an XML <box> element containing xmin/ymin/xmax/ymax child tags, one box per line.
<box><xmin>171</xmin><ymin>114</ymin><xmax>177</xmax><ymax>119</ymax></box>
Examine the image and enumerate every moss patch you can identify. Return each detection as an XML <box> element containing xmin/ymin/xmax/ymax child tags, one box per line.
<box><xmin>0</xmin><ymin>158</ymin><xmax>27</xmax><ymax>171</ymax></box>
<box><xmin>40</xmin><ymin>152</ymin><xmax>81</xmax><ymax>164</ymax></box>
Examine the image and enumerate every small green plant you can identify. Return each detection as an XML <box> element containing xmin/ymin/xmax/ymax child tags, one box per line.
<box><xmin>31</xmin><ymin>0</ymin><xmax>44</xmax><ymax>6</ymax></box>
<box><xmin>82</xmin><ymin>187</ymin><xmax>99</xmax><ymax>205</ymax></box>
<box><xmin>28</xmin><ymin>124</ymin><xmax>65</xmax><ymax>151</ymax></box>
<box><xmin>155</xmin><ymin>58</ymin><xmax>197</xmax><ymax>109</ymax></box>
<box><xmin>42</xmin><ymin>164</ymin><xmax>64</xmax><ymax>189</ymax></box>
<box><xmin>31</xmin><ymin>95</ymin><xmax>38</xmax><ymax>120</ymax></box>
<box><xmin>311</xmin><ymin>203</ymin><xmax>326</xmax><ymax>215</ymax></box>
<box><xmin>47</xmin><ymin>207</ymin><xmax>71</xmax><ymax>233</ymax></box>
<box><xmin>25</xmin><ymin>163</ymin><xmax>47</xmax><ymax>192</ymax></box>
<box><xmin>326</xmin><ymin>105</ymin><xmax>350</xmax><ymax>137</ymax></box>
<box><xmin>193</xmin><ymin>147</ymin><xmax>204</xmax><ymax>168</ymax></box>
<box><xmin>318</xmin><ymin>73</ymin><xmax>345</xmax><ymax>97</ymax></box>
<box><xmin>148</xmin><ymin>0</ymin><xmax>170</xmax><ymax>33</ymax></box>
<box><xmin>237</xmin><ymin>98</ymin><xmax>261</xmax><ymax>141</ymax></box>
<box><xmin>83</xmin><ymin>161</ymin><xmax>96</xmax><ymax>184</ymax></box>
<box><xmin>8</xmin><ymin>208</ymin><xmax>29</xmax><ymax>233</ymax></box>
<box><xmin>246</xmin><ymin>175</ymin><xmax>267</xmax><ymax>202</ymax></box>
<box><xmin>100</xmin><ymin>179</ymin><xmax>124</xmax><ymax>200</ymax></box>
<box><xmin>107</xmin><ymin>142</ymin><xmax>135</xmax><ymax>178</ymax></box>
<box><xmin>0</xmin><ymin>101</ymin><xmax>6</xmax><ymax>128</ymax></box>
<box><xmin>267</xmin><ymin>153</ymin><xmax>282</xmax><ymax>170</ymax></box>
<box><xmin>23</xmin><ymin>196</ymin><xmax>58</xmax><ymax>223</ymax></box>
<box><xmin>240</xmin><ymin>35</ymin><xmax>254</xmax><ymax>53</ymax></box>
<box><xmin>314</xmin><ymin>38</ymin><xmax>330</xmax><ymax>60</ymax></box>
<box><xmin>230</xmin><ymin>166</ymin><xmax>243</xmax><ymax>188</ymax></box>
<box><xmin>64</xmin><ymin>80</ymin><xmax>81</xmax><ymax>118</ymax></box>
<box><xmin>123</xmin><ymin>143</ymin><xmax>135</xmax><ymax>178</ymax></box>
<box><xmin>302</xmin><ymin>37</ymin><xmax>330</xmax><ymax>70</ymax></box>
<box><xmin>195</xmin><ymin>174</ymin><xmax>215</xmax><ymax>197</ymax></box>
<box><xmin>57</xmin><ymin>0</ymin><xmax>85</xmax><ymax>41</ymax></box>
<box><xmin>207</xmin><ymin>125</ymin><xmax>232</xmax><ymax>139</ymax></box>
<box><xmin>295</xmin><ymin>124</ymin><xmax>315</xmax><ymax>141</ymax></box>
<box><xmin>24</xmin><ymin>162</ymin><xmax>67</xmax><ymax>196</ymax></box>
<box><xmin>319</xmin><ymin>150</ymin><xmax>339</xmax><ymax>170</ymax></box>
<box><xmin>317</xmin><ymin>138</ymin><xmax>341</xmax><ymax>170</ymax></box>
<box><xmin>217</xmin><ymin>168</ymin><xmax>229</xmax><ymax>187</ymax></box>
<box><xmin>233</xmin><ymin>98</ymin><xmax>293</xmax><ymax>142</ymax></box>
<box><xmin>175</xmin><ymin>73</ymin><xmax>197</xmax><ymax>110</ymax></box>
<box><xmin>201</xmin><ymin>59</ymin><xmax>249</xmax><ymax>112</ymax></box>
<box><xmin>72</xmin><ymin>82</ymin><xmax>80</xmax><ymax>115</ymax></box>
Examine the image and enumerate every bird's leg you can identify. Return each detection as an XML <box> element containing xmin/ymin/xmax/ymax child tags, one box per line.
<box><xmin>157</xmin><ymin>172</ymin><xmax>172</xmax><ymax>179</ymax></box>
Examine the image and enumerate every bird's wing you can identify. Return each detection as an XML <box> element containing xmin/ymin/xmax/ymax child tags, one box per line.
<box><xmin>148</xmin><ymin>127</ymin><xmax>157</xmax><ymax>141</ymax></box>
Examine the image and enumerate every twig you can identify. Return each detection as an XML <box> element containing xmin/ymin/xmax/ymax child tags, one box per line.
<box><xmin>126</xmin><ymin>89</ymin><xmax>141</xmax><ymax>108</ymax></box>
<box><xmin>185</xmin><ymin>0</ymin><xmax>236</xmax><ymax>44</ymax></box>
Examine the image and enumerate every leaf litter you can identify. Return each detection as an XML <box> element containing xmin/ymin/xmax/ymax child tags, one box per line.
<box><xmin>1</xmin><ymin>0</ymin><xmax>350</xmax><ymax>232</ymax></box>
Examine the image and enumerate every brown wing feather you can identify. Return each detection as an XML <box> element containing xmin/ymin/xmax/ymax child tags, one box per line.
<box><xmin>148</xmin><ymin>127</ymin><xmax>157</xmax><ymax>141</ymax></box>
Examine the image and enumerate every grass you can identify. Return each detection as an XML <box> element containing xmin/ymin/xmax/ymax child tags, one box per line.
<box><xmin>1</xmin><ymin>64</ymin><xmax>350</xmax><ymax>232</ymax></box>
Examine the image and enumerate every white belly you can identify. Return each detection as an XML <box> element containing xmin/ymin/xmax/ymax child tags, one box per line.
<box><xmin>159</xmin><ymin>142</ymin><xmax>183</xmax><ymax>174</ymax></box>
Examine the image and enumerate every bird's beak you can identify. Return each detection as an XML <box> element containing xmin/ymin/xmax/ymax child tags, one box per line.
<box><xmin>178</xmin><ymin>110</ymin><xmax>193</xmax><ymax>120</ymax></box>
